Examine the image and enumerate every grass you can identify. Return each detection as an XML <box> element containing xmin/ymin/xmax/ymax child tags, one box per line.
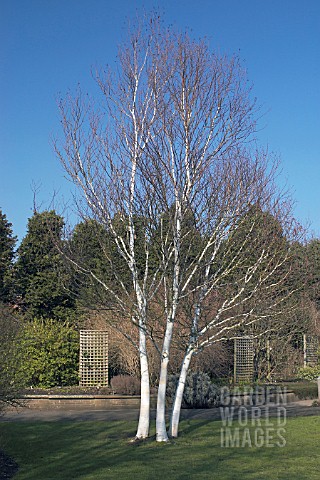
<box><xmin>0</xmin><ymin>416</ymin><xmax>319</xmax><ymax>480</ymax></box>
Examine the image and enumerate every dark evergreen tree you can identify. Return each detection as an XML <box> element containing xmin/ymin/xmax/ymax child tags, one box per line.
<box><xmin>0</xmin><ymin>209</ymin><xmax>16</xmax><ymax>303</ymax></box>
<box><xmin>14</xmin><ymin>210</ymin><xmax>75</xmax><ymax>320</ymax></box>
<box><xmin>68</xmin><ymin>215</ymin><xmax>147</xmax><ymax>308</ymax></box>
<box><xmin>68</xmin><ymin>219</ymin><xmax>116</xmax><ymax>308</ymax></box>
<box><xmin>303</xmin><ymin>239</ymin><xmax>320</xmax><ymax>308</ymax></box>
<box><xmin>149</xmin><ymin>206</ymin><xmax>203</xmax><ymax>285</ymax></box>
<box><xmin>0</xmin><ymin>302</ymin><xmax>25</xmax><ymax>411</ymax></box>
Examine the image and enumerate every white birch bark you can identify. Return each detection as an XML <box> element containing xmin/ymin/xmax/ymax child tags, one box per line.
<box><xmin>136</xmin><ymin>324</ymin><xmax>150</xmax><ymax>439</ymax></box>
<box><xmin>156</xmin><ymin>323</ymin><xmax>173</xmax><ymax>442</ymax></box>
<box><xmin>169</xmin><ymin>348</ymin><xmax>194</xmax><ymax>438</ymax></box>
<box><xmin>156</xmin><ymin>196</ymin><xmax>181</xmax><ymax>442</ymax></box>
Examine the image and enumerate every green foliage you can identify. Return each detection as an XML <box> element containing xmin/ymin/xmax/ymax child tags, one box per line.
<box><xmin>68</xmin><ymin>219</ymin><xmax>123</xmax><ymax>307</ymax></box>
<box><xmin>110</xmin><ymin>213</ymin><xmax>147</xmax><ymax>284</ymax></box>
<box><xmin>303</xmin><ymin>239</ymin><xmax>320</xmax><ymax>307</ymax></box>
<box><xmin>0</xmin><ymin>304</ymin><xmax>25</xmax><ymax>411</ymax></box>
<box><xmin>149</xmin><ymin>206</ymin><xmax>204</xmax><ymax>285</ymax></box>
<box><xmin>68</xmin><ymin>215</ymin><xmax>148</xmax><ymax>308</ymax></box>
<box><xmin>167</xmin><ymin>372</ymin><xmax>220</xmax><ymax>408</ymax></box>
<box><xmin>296</xmin><ymin>348</ymin><xmax>320</xmax><ymax>382</ymax></box>
<box><xmin>218</xmin><ymin>205</ymin><xmax>289</xmax><ymax>290</ymax></box>
<box><xmin>18</xmin><ymin>318</ymin><xmax>79</xmax><ymax>388</ymax></box>
<box><xmin>297</xmin><ymin>366</ymin><xmax>320</xmax><ymax>381</ymax></box>
<box><xmin>289</xmin><ymin>381</ymin><xmax>318</xmax><ymax>399</ymax></box>
<box><xmin>0</xmin><ymin>210</ymin><xmax>16</xmax><ymax>303</ymax></box>
<box><xmin>14</xmin><ymin>211</ymin><xmax>75</xmax><ymax>320</ymax></box>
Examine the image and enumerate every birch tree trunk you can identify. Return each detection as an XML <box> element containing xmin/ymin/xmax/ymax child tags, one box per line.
<box><xmin>136</xmin><ymin>325</ymin><xmax>150</xmax><ymax>439</ymax></box>
<box><xmin>169</xmin><ymin>348</ymin><xmax>194</xmax><ymax>438</ymax></box>
<box><xmin>156</xmin><ymin>200</ymin><xmax>181</xmax><ymax>442</ymax></box>
<box><xmin>156</xmin><ymin>323</ymin><xmax>174</xmax><ymax>442</ymax></box>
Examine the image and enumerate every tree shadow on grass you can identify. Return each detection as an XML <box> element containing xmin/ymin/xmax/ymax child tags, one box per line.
<box><xmin>1</xmin><ymin>418</ymin><xmax>319</xmax><ymax>480</ymax></box>
<box><xmin>0</xmin><ymin>448</ymin><xmax>19</xmax><ymax>480</ymax></box>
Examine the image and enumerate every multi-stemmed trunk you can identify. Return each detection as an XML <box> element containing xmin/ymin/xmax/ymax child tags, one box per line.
<box><xmin>55</xmin><ymin>16</ymin><xmax>294</xmax><ymax>445</ymax></box>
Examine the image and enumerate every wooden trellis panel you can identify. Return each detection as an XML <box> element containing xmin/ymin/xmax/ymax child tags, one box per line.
<box><xmin>303</xmin><ymin>334</ymin><xmax>319</xmax><ymax>367</ymax></box>
<box><xmin>80</xmin><ymin>330</ymin><xmax>109</xmax><ymax>386</ymax></box>
<box><xmin>234</xmin><ymin>336</ymin><xmax>254</xmax><ymax>383</ymax></box>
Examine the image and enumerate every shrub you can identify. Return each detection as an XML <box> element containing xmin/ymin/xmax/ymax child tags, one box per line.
<box><xmin>287</xmin><ymin>380</ymin><xmax>318</xmax><ymax>399</ymax></box>
<box><xmin>18</xmin><ymin>318</ymin><xmax>79</xmax><ymax>388</ymax></box>
<box><xmin>167</xmin><ymin>372</ymin><xmax>220</xmax><ymax>408</ymax></box>
<box><xmin>297</xmin><ymin>366</ymin><xmax>320</xmax><ymax>381</ymax></box>
<box><xmin>110</xmin><ymin>375</ymin><xmax>141</xmax><ymax>395</ymax></box>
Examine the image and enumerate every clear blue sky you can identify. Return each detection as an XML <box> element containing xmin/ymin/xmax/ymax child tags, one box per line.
<box><xmin>1</xmin><ymin>0</ymin><xmax>320</xmax><ymax>242</ymax></box>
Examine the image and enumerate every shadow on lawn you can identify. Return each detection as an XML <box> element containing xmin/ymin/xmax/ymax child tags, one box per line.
<box><xmin>0</xmin><ymin>420</ymin><xmax>222</xmax><ymax>479</ymax></box>
<box><xmin>0</xmin><ymin>448</ymin><xmax>19</xmax><ymax>480</ymax></box>
<box><xmin>0</xmin><ymin>419</ymin><xmax>265</xmax><ymax>480</ymax></box>
<box><xmin>1</xmin><ymin>418</ymin><xmax>319</xmax><ymax>479</ymax></box>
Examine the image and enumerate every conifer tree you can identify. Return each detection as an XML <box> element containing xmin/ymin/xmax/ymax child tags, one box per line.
<box><xmin>0</xmin><ymin>209</ymin><xmax>16</xmax><ymax>303</ymax></box>
<box><xmin>14</xmin><ymin>210</ymin><xmax>75</xmax><ymax>320</ymax></box>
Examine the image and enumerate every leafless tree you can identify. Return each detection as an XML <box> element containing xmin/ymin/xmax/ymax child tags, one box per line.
<box><xmin>55</xmin><ymin>16</ymin><xmax>301</xmax><ymax>441</ymax></box>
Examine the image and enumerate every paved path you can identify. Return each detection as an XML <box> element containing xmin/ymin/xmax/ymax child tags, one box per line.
<box><xmin>1</xmin><ymin>400</ymin><xmax>319</xmax><ymax>422</ymax></box>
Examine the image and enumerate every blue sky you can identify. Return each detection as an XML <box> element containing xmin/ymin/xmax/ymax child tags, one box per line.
<box><xmin>1</xmin><ymin>0</ymin><xmax>320</xmax><ymax>242</ymax></box>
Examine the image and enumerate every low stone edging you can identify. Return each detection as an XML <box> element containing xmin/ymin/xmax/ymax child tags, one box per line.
<box><xmin>19</xmin><ymin>395</ymin><xmax>156</xmax><ymax>410</ymax></box>
<box><xmin>17</xmin><ymin>391</ymin><xmax>299</xmax><ymax>411</ymax></box>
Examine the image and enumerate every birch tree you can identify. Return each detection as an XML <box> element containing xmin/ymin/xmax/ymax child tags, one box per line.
<box><xmin>55</xmin><ymin>16</ymin><xmax>300</xmax><ymax>442</ymax></box>
<box><xmin>139</xmin><ymin>31</ymin><xmax>298</xmax><ymax>441</ymax></box>
<box><xmin>167</xmin><ymin>204</ymin><xmax>299</xmax><ymax>438</ymax></box>
<box><xmin>56</xmin><ymin>19</ymin><xmax>169</xmax><ymax>439</ymax></box>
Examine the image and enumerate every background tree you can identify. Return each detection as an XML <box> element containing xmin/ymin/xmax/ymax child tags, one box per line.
<box><xmin>0</xmin><ymin>303</ymin><xmax>24</xmax><ymax>413</ymax></box>
<box><xmin>302</xmin><ymin>239</ymin><xmax>320</xmax><ymax>314</ymax></box>
<box><xmin>247</xmin><ymin>237</ymin><xmax>310</xmax><ymax>380</ymax></box>
<box><xmin>14</xmin><ymin>210</ymin><xmax>75</xmax><ymax>320</ymax></box>
<box><xmin>67</xmin><ymin>215</ymin><xmax>147</xmax><ymax>310</ymax></box>
<box><xmin>67</xmin><ymin>219</ymin><xmax>115</xmax><ymax>309</ymax></box>
<box><xmin>0</xmin><ymin>209</ymin><xmax>16</xmax><ymax>303</ymax></box>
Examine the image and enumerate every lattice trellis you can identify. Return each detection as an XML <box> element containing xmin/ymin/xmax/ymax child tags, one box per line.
<box><xmin>303</xmin><ymin>334</ymin><xmax>319</xmax><ymax>367</ymax></box>
<box><xmin>234</xmin><ymin>336</ymin><xmax>254</xmax><ymax>383</ymax></box>
<box><xmin>80</xmin><ymin>330</ymin><xmax>109</xmax><ymax>386</ymax></box>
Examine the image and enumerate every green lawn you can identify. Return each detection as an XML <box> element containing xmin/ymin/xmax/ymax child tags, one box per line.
<box><xmin>0</xmin><ymin>416</ymin><xmax>319</xmax><ymax>480</ymax></box>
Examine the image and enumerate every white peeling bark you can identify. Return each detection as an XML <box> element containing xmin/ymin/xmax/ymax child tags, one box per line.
<box><xmin>156</xmin><ymin>197</ymin><xmax>181</xmax><ymax>442</ymax></box>
<box><xmin>156</xmin><ymin>356</ymin><xmax>169</xmax><ymax>442</ymax></box>
<box><xmin>136</xmin><ymin>325</ymin><xmax>150</xmax><ymax>439</ymax></box>
<box><xmin>156</xmin><ymin>321</ymin><xmax>174</xmax><ymax>442</ymax></box>
<box><xmin>169</xmin><ymin>348</ymin><xmax>194</xmax><ymax>438</ymax></box>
